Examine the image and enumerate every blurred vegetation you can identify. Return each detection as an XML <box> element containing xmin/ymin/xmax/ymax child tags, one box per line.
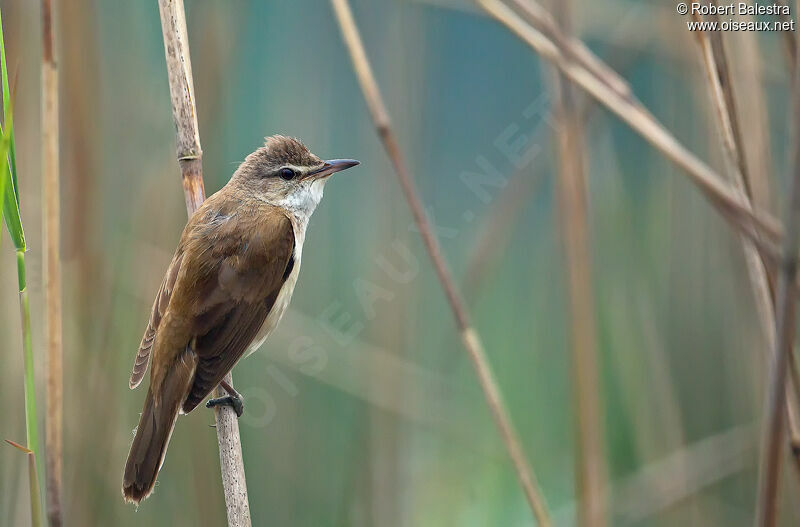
<box><xmin>0</xmin><ymin>0</ymin><xmax>798</xmax><ymax>525</ymax></box>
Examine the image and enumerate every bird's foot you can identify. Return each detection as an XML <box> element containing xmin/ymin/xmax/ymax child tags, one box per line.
<box><xmin>206</xmin><ymin>394</ymin><xmax>244</xmax><ymax>418</ymax></box>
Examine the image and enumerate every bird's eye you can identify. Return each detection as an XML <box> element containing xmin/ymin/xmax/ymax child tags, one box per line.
<box><xmin>278</xmin><ymin>167</ymin><xmax>297</xmax><ymax>181</ymax></box>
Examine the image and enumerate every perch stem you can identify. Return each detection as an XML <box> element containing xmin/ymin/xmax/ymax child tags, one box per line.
<box><xmin>156</xmin><ymin>1</ymin><xmax>251</xmax><ymax>525</ymax></box>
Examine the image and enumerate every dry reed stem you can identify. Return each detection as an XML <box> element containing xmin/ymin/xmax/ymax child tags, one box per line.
<box><xmin>476</xmin><ymin>0</ymin><xmax>782</xmax><ymax>248</ymax></box>
<box><xmin>509</xmin><ymin>0</ymin><xmax>630</xmax><ymax>100</ymax></box>
<box><xmin>59</xmin><ymin>0</ymin><xmax>100</xmax><ymax>321</ymax></box>
<box><xmin>41</xmin><ymin>0</ymin><xmax>62</xmax><ymax>524</ymax></box>
<box><xmin>755</xmin><ymin>174</ymin><xmax>800</xmax><ymax>526</ymax></box>
<box><xmin>700</xmin><ymin>17</ymin><xmax>754</xmax><ymax>197</ymax></box>
<box><xmin>548</xmin><ymin>2</ymin><xmax>606</xmax><ymax>525</ymax></box>
<box><xmin>492</xmin><ymin>0</ymin><xmax>795</xmax><ymax>274</ymax></box>
<box><xmin>691</xmin><ymin>13</ymin><xmax>800</xmax><ymax>467</ymax></box>
<box><xmin>156</xmin><ymin>1</ymin><xmax>251</xmax><ymax>525</ymax></box>
<box><xmin>754</xmin><ymin>20</ymin><xmax>800</xmax><ymax>527</ymax></box>
<box><xmin>614</xmin><ymin>424</ymin><xmax>755</xmax><ymax>523</ymax></box>
<box><xmin>732</xmin><ymin>21</ymin><xmax>773</xmax><ymax>215</ymax></box>
<box><xmin>706</xmin><ymin>14</ymin><xmax>800</xmax><ymax>472</ymax></box>
<box><xmin>330</xmin><ymin>0</ymin><xmax>552</xmax><ymax>524</ymax></box>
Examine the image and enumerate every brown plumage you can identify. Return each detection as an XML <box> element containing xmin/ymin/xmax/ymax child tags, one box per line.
<box><xmin>122</xmin><ymin>136</ymin><xmax>358</xmax><ymax>503</ymax></box>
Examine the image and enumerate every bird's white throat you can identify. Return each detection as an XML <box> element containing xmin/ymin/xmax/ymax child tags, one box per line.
<box><xmin>272</xmin><ymin>177</ymin><xmax>327</xmax><ymax>225</ymax></box>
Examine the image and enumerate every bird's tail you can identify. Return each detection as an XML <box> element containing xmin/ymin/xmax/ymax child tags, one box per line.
<box><xmin>122</xmin><ymin>350</ymin><xmax>196</xmax><ymax>503</ymax></box>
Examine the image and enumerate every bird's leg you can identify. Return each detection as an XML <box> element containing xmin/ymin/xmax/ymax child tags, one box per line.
<box><xmin>206</xmin><ymin>379</ymin><xmax>244</xmax><ymax>417</ymax></box>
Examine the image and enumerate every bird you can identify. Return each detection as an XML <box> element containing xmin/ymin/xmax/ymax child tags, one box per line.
<box><xmin>122</xmin><ymin>135</ymin><xmax>359</xmax><ymax>503</ymax></box>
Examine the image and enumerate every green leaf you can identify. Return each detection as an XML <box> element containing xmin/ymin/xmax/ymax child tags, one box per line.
<box><xmin>0</xmin><ymin>7</ymin><xmax>21</xmax><ymax>250</ymax></box>
<box><xmin>0</xmin><ymin>9</ymin><xmax>41</xmax><ymax>524</ymax></box>
<box><xmin>0</xmin><ymin>110</ymin><xmax>22</xmax><ymax>250</ymax></box>
<box><xmin>0</xmin><ymin>135</ymin><xmax>5</xmax><ymax>248</ymax></box>
<box><xmin>0</xmin><ymin>7</ymin><xmax>17</xmax><ymax>201</ymax></box>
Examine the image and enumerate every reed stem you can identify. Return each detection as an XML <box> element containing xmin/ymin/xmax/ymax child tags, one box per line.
<box><xmin>156</xmin><ymin>1</ymin><xmax>250</xmax><ymax>524</ymax></box>
<box><xmin>41</xmin><ymin>0</ymin><xmax>63</xmax><ymax>524</ymax></box>
<box><xmin>18</xmin><ymin>250</ymin><xmax>43</xmax><ymax>527</ymax></box>
<box><xmin>0</xmin><ymin>8</ymin><xmax>44</xmax><ymax>523</ymax></box>
<box><xmin>330</xmin><ymin>0</ymin><xmax>553</xmax><ymax>524</ymax></box>
<box><xmin>549</xmin><ymin>2</ymin><xmax>607</xmax><ymax>523</ymax></box>
<box><xmin>754</xmin><ymin>17</ymin><xmax>800</xmax><ymax>524</ymax></box>
<box><xmin>476</xmin><ymin>0</ymin><xmax>781</xmax><ymax>248</ymax></box>
<box><xmin>691</xmin><ymin>8</ymin><xmax>800</xmax><ymax>470</ymax></box>
<box><xmin>17</xmin><ymin>250</ymin><xmax>38</xmax><ymax>465</ymax></box>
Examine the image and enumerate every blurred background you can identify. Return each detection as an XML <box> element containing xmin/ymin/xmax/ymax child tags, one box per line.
<box><xmin>1</xmin><ymin>0</ymin><xmax>798</xmax><ymax>525</ymax></box>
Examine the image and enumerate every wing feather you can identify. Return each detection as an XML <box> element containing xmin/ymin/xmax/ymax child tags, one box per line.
<box><xmin>180</xmin><ymin>210</ymin><xmax>295</xmax><ymax>413</ymax></box>
<box><xmin>130</xmin><ymin>252</ymin><xmax>184</xmax><ymax>389</ymax></box>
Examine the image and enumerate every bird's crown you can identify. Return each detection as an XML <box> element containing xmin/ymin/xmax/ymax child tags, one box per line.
<box><xmin>256</xmin><ymin>135</ymin><xmax>322</xmax><ymax>168</ymax></box>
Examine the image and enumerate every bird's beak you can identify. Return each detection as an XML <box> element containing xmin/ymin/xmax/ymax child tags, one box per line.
<box><xmin>307</xmin><ymin>159</ymin><xmax>360</xmax><ymax>179</ymax></box>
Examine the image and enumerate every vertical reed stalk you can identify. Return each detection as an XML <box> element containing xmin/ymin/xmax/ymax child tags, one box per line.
<box><xmin>691</xmin><ymin>11</ymin><xmax>800</xmax><ymax>467</ymax></box>
<box><xmin>0</xmin><ymin>8</ymin><xmax>44</xmax><ymax>525</ymax></box>
<box><xmin>17</xmin><ymin>250</ymin><xmax>41</xmax><ymax>527</ymax></box>
<box><xmin>549</xmin><ymin>2</ymin><xmax>606</xmax><ymax>524</ymax></box>
<box><xmin>156</xmin><ymin>1</ymin><xmax>251</xmax><ymax>525</ymax></box>
<box><xmin>330</xmin><ymin>0</ymin><xmax>552</xmax><ymax>524</ymax></box>
<box><xmin>754</xmin><ymin>21</ymin><xmax>800</xmax><ymax>526</ymax></box>
<box><xmin>732</xmin><ymin>19</ymin><xmax>773</xmax><ymax>216</ymax></box>
<box><xmin>41</xmin><ymin>0</ymin><xmax>63</xmax><ymax>524</ymax></box>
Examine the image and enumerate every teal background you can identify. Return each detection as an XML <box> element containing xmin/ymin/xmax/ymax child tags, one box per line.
<box><xmin>0</xmin><ymin>1</ymin><xmax>796</xmax><ymax>525</ymax></box>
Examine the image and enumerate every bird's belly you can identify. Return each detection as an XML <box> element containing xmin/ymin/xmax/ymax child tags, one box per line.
<box><xmin>244</xmin><ymin>258</ymin><xmax>300</xmax><ymax>357</ymax></box>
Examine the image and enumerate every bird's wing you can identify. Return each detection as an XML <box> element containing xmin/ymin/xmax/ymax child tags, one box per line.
<box><xmin>181</xmin><ymin>209</ymin><xmax>295</xmax><ymax>413</ymax></box>
<box><xmin>129</xmin><ymin>251</ymin><xmax>184</xmax><ymax>389</ymax></box>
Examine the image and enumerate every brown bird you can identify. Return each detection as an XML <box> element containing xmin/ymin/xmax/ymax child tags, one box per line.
<box><xmin>122</xmin><ymin>135</ymin><xmax>359</xmax><ymax>503</ymax></box>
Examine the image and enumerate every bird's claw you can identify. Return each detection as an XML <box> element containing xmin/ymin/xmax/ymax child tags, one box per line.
<box><xmin>206</xmin><ymin>394</ymin><xmax>244</xmax><ymax>418</ymax></box>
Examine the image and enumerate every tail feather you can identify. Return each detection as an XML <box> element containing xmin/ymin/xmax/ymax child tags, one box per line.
<box><xmin>122</xmin><ymin>350</ymin><xmax>196</xmax><ymax>503</ymax></box>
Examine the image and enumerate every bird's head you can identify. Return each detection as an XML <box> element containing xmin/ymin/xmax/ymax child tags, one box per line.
<box><xmin>235</xmin><ymin>135</ymin><xmax>359</xmax><ymax>218</ymax></box>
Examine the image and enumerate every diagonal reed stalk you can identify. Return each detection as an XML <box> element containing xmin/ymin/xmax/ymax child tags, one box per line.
<box><xmin>475</xmin><ymin>0</ymin><xmax>783</xmax><ymax>253</ymax></box>
<box><xmin>156</xmin><ymin>1</ymin><xmax>251</xmax><ymax>525</ymax></box>
<box><xmin>548</xmin><ymin>2</ymin><xmax>607</xmax><ymax>525</ymax></box>
<box><xmin>691</xmin><ymin>12</ymin><xmax>800</xmax><ymax>473</ymax></box>
<box><xmin>41</xmin><ymin>0</ymin><xmax>64</xmax><ymax>525</ymax></box>
<box><xmin>330</xmin><ymin>0</ymin><xmax>552</xmax><ymax>525</ymax></box>
<box><xmin>754</xmin><ymin>21</ymin><xmax>800</xmax><ymax>527</ymax></box>
<box><xmin>613</xmin><ymin>424</ymin><xmax>755</xmax><ymax>523</ymax></box>
<box><xmin>0</xmin><ymin>9</ymin><xmax>44</xmax><ymax>526</ymax></box>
